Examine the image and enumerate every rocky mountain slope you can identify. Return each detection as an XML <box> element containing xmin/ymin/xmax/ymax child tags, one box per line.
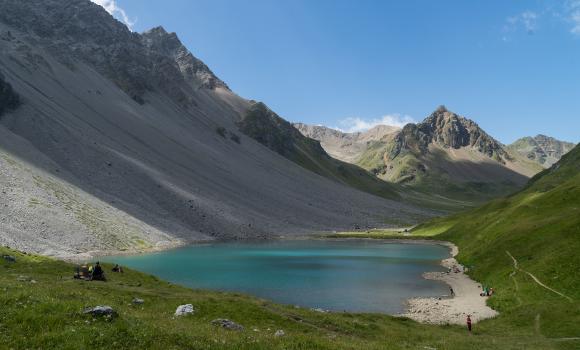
<box><xmin>293</xmin><ymin>123</ymin><xmax>400</xmax><ymax>163</ymax></box>
<box><xmin>0</xmin><ymin>0</ymin><xmax>430</xmax><ymax>257</ymax></box>
<box><xmin>299</xmin><ymin>106</ymin><xmax>544</xmax><ymax>202</ymax></box>
<box><xmin>240</xmin><ymin>103</ymin><xmax>401</xmax><ymax>201</ymax></box>
<box><xmin>508</xmin><ymin>134</ymin><xmax>575</xmax><ymax>168</ymax></box>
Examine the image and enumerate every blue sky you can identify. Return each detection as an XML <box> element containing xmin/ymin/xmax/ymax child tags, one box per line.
<box><xmin>93</xmin><ymin>0</ymin><xmax>579</xmax><ymax>144</ymax></box>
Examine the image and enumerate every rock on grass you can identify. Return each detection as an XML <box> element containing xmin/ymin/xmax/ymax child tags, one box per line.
<box><xmin>211</xmin><ymin>318</ymin><xmax>244</xmax><ymax>331</ymax></box>
<box><xmin>174</xmin><ymin>304</ymin><xmax>194</xmax><ymax>316</ymax></box>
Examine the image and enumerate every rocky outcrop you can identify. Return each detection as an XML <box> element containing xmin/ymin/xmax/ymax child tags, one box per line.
<box><xmin>394</xmin><ymin>106</ymin><xmax>508</xmax><ymax>162</ymax></box>
<box><xmin>211</xmin><ymin>318</ymin><xmax>244</xmax><ymax>331</ymax></box>
<box><xmin>142</xmin><ymin>27</ymin><xmax>228</xmax><ymax>91</ymax></box>
<box><xmin>0</xmin><ymin>73</ymin><xmax>20</xmax><ymax>117</ymax></box>
<box><xmin>238</xmin><ymin>102</ymin><xmax>307</xmax><ymax>157</ymax></box>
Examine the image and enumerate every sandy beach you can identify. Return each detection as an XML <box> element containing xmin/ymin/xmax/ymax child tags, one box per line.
<box><xmin>400</xmin><ymin>242</ymin><xmax>499</xmax><ymax>325</ymax></box>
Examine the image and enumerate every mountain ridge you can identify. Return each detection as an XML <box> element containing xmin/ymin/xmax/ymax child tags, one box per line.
<box><xmin>0</xmin><ymin>0</ymin><xmax>430</xmax><ymax>257</ymax></box>
<box><xmin>508</xmin><ymin>134</ymin><xmax>575</xmax><ymax>168</ymax></box>
<box><xmin>297</xmin><ymin>106</ymin><xmax>546</xmax><ymax>203</ymax></box>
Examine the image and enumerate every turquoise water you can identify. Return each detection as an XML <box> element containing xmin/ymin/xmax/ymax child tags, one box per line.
<box><xmin>102</xmin><ymin>240</ymin><xmax>450</xmax><ymax>314</ymax></box>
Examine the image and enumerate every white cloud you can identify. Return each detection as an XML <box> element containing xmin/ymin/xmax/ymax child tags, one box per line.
<box><xmin>567</xmin><ymin>0</ymin><xmax>580</xmax><ymax>34</ymax></box>
<box><xmin>505</xmin><ymin>10</ymin><xmax>538</xmax><ymax>35</ymax></box>
<box><xmin>334</xmin><ymin>114</ymin><xmax>415</xmax><ymax>133</ymax></box>
<box><xmin>91</xmin><ymin>0</ymin><xmax>135</xmax><ymax>30</ymax></box>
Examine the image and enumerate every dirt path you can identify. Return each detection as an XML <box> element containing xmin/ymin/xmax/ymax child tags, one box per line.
<box><xmin>400</xmin><ymin>242</ymin><xmax>499</xmax><ymax>325</ymax></box>
<box><xmin>506</xmin><ymin>251</ymin><xmax>572</xmax><ymax>302</ymax></box>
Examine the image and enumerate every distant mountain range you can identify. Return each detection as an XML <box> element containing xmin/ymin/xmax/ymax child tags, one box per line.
<box><xmin>508</xmin><ymin>135</ymin><xmax>575</xmax><ymax>168</ymax></box>
<box><xmin>296</xmin><ymin>106</ymin><xmax>574</xmax><ymax>202</ymax></box>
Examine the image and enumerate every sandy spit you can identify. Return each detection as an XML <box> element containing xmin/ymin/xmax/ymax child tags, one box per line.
<box><xmin>399</xmin><ymin>241</ymin><xmax>499</xmax><ymax>325</ymax></box>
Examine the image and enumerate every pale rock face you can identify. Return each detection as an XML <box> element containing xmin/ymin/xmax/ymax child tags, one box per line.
<box><xmin>294</xmin><ymin>123</ymin><xmax>400</xmax><ymax>163</ymax></box>
<box><xmin>174</xmin><ymin>304</ymin><xmax>195</xmax><ymax>316</ymax></box>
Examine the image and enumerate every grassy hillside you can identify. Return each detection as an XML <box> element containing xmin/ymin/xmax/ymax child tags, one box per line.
<box><xmin>0</xmin><ymin>245</ymin><xmax>569</xmax><ymax>350</ymax></box>
<box><xmin>413</xmin><ymin>144</ymin><xmax>580</xmax><ymax>341</ymax></box>
<box><xmin>238</xmin><ymin>102</ymin><xmax>401</xmax><ymax>201</ymax></box>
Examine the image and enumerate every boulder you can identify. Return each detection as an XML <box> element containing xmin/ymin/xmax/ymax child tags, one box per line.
<box><xmin>83</xmin><ymin>306</ymin><xmax>117</xmax><ymax>318</ymax></box>
<box><xmin>174</xmin><ymin>304</ymin><xmax>194</xmax><ymax>316</ymax></box>
<box><xmin>274</xmin><ymin>329</ymin><xmax>285</xmax><ymax>337</ymax></box>
<box><xmin>131</xmin><ymin>298</ymin><xmax>144</xmax><ymax>305</ymax></box>
<box><xmin>211</xmin><ymin>318</ymin><xmax>244</xmax><ymax>331</ymax></box>
<box><xmin>2</xmin><ymin>255</ymin><xmax>16</xmax><ymax>263</ymax></box>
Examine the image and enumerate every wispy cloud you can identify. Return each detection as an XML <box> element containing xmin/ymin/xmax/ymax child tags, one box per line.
<box><xmin>334</xmin><ymin>114</ymin><xmax>415</xmax><ymax>133</ymax></box>
<box><xmin>91</xmin><ymin>0</ymin><xmax>135</xmax><ymax>30</ymax></box>
<box><xmin>567</xmin><ymin>0</ymin><xmax>580</xmax><ymax>35</ymax></box>
<box><xmin>504</xmin><ymin>10</ymin><xmax>538</xmax><ymax>37</ymax></box>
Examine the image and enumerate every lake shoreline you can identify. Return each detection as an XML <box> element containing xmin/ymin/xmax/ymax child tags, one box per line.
<box><xmin>59</xmin><ymin>235</ymin><xmax>498</xmax><ymax>325</ymax></box>
<box><xmin>398</xmin><ymin>241</ymin><xmax>499</xmax><ymax>325</ymax></box>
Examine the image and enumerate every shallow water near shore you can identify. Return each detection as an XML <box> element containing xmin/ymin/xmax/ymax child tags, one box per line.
<box><xmin>101</xmin><ymin>240</ymin><xmax>450</xmax><ymax>314</ymax></box>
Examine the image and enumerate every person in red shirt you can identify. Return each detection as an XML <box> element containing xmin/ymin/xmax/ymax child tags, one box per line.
<box><xmin>467</xmin><ymin>315</ymin><xmax>472</xmax><ymax>332</ymax></box>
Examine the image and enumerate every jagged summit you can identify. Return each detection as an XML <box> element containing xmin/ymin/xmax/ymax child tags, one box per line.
<box><xmin>414</xmin><ymin>107</ymin><xmax>506</xmax><ymax>160</ymax></box>
<box><xmin>141</xmin><ymin>26</ymin><xmax>229</xmax><ymax>91</ymax></box>
<box><xmin>297</xmin><ymin>105</ymin><xmax>541</xmax><ymax>202</ymax></box>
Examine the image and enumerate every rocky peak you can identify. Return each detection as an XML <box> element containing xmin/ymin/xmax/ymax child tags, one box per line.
<box><xmin>396</xmin><ymin>107</ymin><xmax>508</xmax><ymax>162</ymax></box>
<box><xmin>425</xmin><ymin>108</ymin><xmax>503</xmax><ymax>151</ymax></box>
<box><xmin>141</xmin><ymin>26</ymin><xmax>228</xmax><ymax>91</ymax></box>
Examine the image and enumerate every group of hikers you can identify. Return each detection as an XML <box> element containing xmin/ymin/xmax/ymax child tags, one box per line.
<box><xmin>74</xmin><ymin>262</ymin><xmax>124</xmax><ymax>281</ymax></box>
<box><xmin>480</xmin><ymin>285</ymin><xmax>494</xmax><ymax>297</ymax></box>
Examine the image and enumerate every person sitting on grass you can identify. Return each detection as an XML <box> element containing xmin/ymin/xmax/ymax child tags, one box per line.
<box><xmin>112</xmin><ymin>264</ymin><xmax>123</xmax><ymax>273</ymax></box>
<box><xmin>91</xmin><ymin>262</ymin><xmax>106</xmax><ymax>281</ymax></box>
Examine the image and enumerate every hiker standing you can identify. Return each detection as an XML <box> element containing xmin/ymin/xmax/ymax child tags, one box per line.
<box><xmin>467</xmin><ymin>315</ymin><xmax>472</xmax><ymax>332</ymax></box>
<box><xmin>450</xmin><ymin>287</ymin><xmax>455</xmax><ymax>297</ymax></box>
